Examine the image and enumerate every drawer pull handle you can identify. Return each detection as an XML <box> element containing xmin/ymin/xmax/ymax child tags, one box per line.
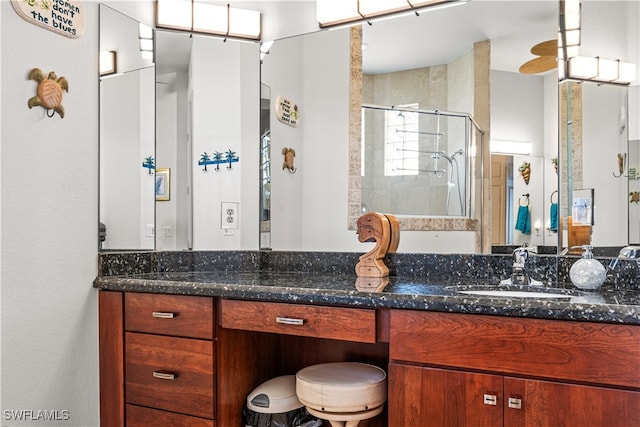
<box><xmin>508</xmin><ymin>397</ymin><xmax>522</xmax><ymax>410</ymax></box>
<box><xmin>152</xmin><ymin>311</ymin><xmax>176</xmax><ymax>319</ymax></box>
<box><xmin>483</xmin><ymin>394</ymin><xmax>497</xmax><ymax>406</ymax></box>
<box><xmin>276</xmin><ymin>316</ymin><xmax>305</xmax><ymax>326</ymax></box>
<box><xmin>153</xmin><ymin>371</ymin><xmax>176</xmax><ymax>380</ymax></box>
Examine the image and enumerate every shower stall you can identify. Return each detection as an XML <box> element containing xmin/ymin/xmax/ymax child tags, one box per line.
<box><xmin>361</xmin><ymin>104</ymin><xmax>482</xmax><ymax>217</ymax></box>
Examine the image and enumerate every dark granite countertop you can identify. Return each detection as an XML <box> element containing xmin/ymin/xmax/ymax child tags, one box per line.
<box><xmin>93</xmin><ymin>271</ymin><xmax>640</xmax><ymax>325</ymax></box>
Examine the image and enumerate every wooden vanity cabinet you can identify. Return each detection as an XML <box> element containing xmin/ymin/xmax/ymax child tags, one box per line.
<box><xmin>100</xmin><ymin>291</ymin><xmax>216</xmax><ymax>427</ymax></box>
<box><xmin>388</xmin><ymin>310</ymin><xmax>640</xmax><ymax>427</ymax></box>
<box><xmin>99</xmin><ymin>292</ymin><xmax>387</xmax><ymax>427</ymax></box>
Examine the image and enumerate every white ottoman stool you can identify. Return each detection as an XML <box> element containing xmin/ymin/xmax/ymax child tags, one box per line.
<box><xmin>295</xmin><ymin>362</ymin><xmax>387</xmax><ymax>427</ymax></box>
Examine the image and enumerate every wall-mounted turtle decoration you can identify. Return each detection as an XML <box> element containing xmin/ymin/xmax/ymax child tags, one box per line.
<box><xmin>282</xmin><ymin>147</ymin><xmax>296</xmax><ymax>173</ymax></box>
<box><xmin>28</xmin><ymin>68</ymin><xmax>68</xmax><ymax>118</ymax></box>
<box><xmin>630</xmin><ymin>191</ymin><xmax>640</xmax><ymax>204</ymax></box>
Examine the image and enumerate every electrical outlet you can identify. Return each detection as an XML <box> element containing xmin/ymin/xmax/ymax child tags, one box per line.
<box><xmin>146</xmin><ymin>224</ymin><xmax>155</xmax><ymax>237</ymax></box>
<box><xmin>163</xmin><ymin>226</ymin><xmax>172</xmax><ymax>237</ymax></box>
<box><xmin>221</xmin><ymin>202</ymin><xmax>239</xmax><ymax>229</ymax></box>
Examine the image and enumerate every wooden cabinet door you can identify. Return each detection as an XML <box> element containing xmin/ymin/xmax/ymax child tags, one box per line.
<box><xmin>388</xmin><ymin>363</ymin><xmax>503</xmax><ymax>427</ymax></box>
<box><xmin>504</xmin><ymin>377</ymin><xmax>640</xmax><ymax>427</ymax></box>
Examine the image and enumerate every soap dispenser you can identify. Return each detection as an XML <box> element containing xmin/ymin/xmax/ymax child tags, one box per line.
<box><xmin>569</xmin><ymin>245</ymin><xmax>606</xmax><ymax>290</ymax></box>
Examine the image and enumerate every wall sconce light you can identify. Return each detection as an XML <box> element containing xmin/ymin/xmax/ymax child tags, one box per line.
<box><xmin>316</xmin><ymin>0</ymin><xmax>469</xmax><ymax>29</ymax></box>
<box><xmin>156</xmin><ymin>0</ymin><xmax>261</xmax><ymax>41</ymax></box>
<box><xmin>99</xmin><ymin>50</ymin><xmax>117</xmax><ymax>76</ymax></box>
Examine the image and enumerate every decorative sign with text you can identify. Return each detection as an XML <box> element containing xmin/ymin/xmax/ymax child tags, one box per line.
<box><xmin>11</xmin><ymin>0</ymin><xmax>86</xmax><ymax>39</ymax></box>
<box><xmin>275</xmin><ymin>96</ymin><xmax>300</xmax><ymax>127</ymax></box>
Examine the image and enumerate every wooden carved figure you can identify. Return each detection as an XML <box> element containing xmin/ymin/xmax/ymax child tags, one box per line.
<box><xmin>355</xmin><ymin>212</ymin><xmax>400</xmax><ymax>278</ymax></box>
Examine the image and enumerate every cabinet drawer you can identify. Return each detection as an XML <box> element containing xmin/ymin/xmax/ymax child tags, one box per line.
<box><xmin>125</xmin><ymin>332</ymin><xmax>215</xmax><ymax>419</ymax></box>
<box><xmin>220</xmin><ymin>299</ymin><xmax>377</xmax><ymax>343</ymax></box>
<box><xmin>125</xmin><ymin>293</ymin><xmax>214</xmax><ymax>339</ymax></box>
<box><xmin>127</xmin><ymin>404</ymin><xmax>215</xmax><ymax>427</ymax></box>
<box><xmin>390</xmin><ymin>310</ymin><xmax>640</xmax><ymax>389</ymax></box>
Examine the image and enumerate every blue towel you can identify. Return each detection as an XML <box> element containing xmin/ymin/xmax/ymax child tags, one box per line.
<box><xmin>515</xmin><ymin>205</ymin><xmax>531</xmax><ymax>234</ymax></box>
<box><xmin>549</xmin><ymin>203</ymin><xmax>558</xmax><ymax>232</ymax></box>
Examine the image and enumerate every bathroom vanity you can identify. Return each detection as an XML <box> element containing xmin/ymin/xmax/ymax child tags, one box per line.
<box><xmin>95</xmin><ymin>252</ymin><xmax>640</xmax><ymax>426</ymax></box>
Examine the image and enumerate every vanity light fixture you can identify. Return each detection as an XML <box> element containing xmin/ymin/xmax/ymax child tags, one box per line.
<box><xmin>558</xmin><ymin>0</ymin><xmax>581</xmax><ymax>67</ymax></box>
<box><xmin>558</xmin><ymin>0</ymin><xmax>636</xmax><ymax>85</ymax></box>
<box><xmin>559</xmin><ymin>56</ymin><xmax>637</xmax><ymax>85</ymax></box>
<box><xmin>260</xmin><ymin>40</ymin><xmax>274</xmax><ymax>62</ymax></box>
<box><xmin>99</xmin><ymin>50</ymin><xmax>117</xmax><ymax>76</ymax></box>
<box><xmin>139</xmin><ymin>22</ymin><xmax>154</xmax><ymax>60</ymax></box>
<box><xmin>156</xmin><ymin>0</ymin><xmax>261</xmax><ymax>41</ymax></box>
<box><xmin>316</xmin><ymin>0</ymin><xmax>469</xmax><ymax>29</ymax></box>
<box><xmin>490</xmin><ymin>140</ymin><xmax>532</xmax><ymax>155</ymax></box>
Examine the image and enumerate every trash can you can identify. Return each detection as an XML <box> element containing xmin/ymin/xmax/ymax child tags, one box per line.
<box><xmin>243</xmin><ymin>375</ymin><xmax>322</xmax><ymax>427</ymax></box>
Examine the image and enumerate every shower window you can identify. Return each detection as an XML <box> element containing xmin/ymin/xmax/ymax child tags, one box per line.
<box><xmin>385</xmin><ymin>104</ymin><xmax>419</xmax><ymax>176</ymax></box>
<box><xmin>361</xmin><ymin>104</ymin><xmax>479</xmax><ymax>218</ymax></box>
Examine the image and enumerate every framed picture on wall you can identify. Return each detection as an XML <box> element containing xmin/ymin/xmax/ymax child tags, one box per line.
<box><xmin>156</xmin><ymin>168</ymin><xmax>170</xmax><ymax>201</ymax></box>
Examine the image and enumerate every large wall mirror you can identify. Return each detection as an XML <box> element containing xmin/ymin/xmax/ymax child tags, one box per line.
<box><xmin>262</xmin><ymin>1</ymin><xmax>558</xmax><ymax>253</ymax></box>
<box><xmin>99</xmin><ymin>1</ymin><xmax>638</xmax><ymax>255</ymax></box>
<box><xmin>154</xmin><ymin>30</ymin><xmax>260</xmax><ymax>251</ymax></box>
<box><xmin>99</xmin><ymin>2</ymin><xmax>259</xmax><ymax>252</ymax></box>
<box><xmin>559</xmin><ymin>1</ymin><xmax>639</xmax><ymax>252</ymax></box>
<box><xmin>99</xmin><ymin>4</ymin><xmax>155</xmax><ymax>251</ymax></box>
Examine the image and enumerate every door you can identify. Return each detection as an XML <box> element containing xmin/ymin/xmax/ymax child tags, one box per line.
<box><xmin>388</xmin><ymin>363</ymin><xmax>503</xmax><ymax>426</ymax></box>
<box><xmin>504</xmin><ymin>377</ymin><xmax>640</xmax><ymax>427</ymax></box>
<box><xmin>491</xmin><ymin>155</ymin><xmax>508</xmax><ymax>245</ymax></box>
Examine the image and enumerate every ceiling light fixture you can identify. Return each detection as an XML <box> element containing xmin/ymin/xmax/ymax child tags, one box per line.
<box><xmin>316</xmin><ymin>0</ymin><xmax>469</xmax><ymax>29</ymax></box>
<box><xmin>156</xmin><ymin>0</ymin><xmax>261</xmax><ymax>41</ymax></box>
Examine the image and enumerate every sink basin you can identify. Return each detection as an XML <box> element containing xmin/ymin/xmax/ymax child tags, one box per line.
<box><xmin>457</xmin><ymin>289</ymin><xmax>572</xmax><ymax>299</ymax></box>
<box><xmin>445</xmin><ymin>285</ymin><xmax>606</xmax><ymax>303</ymax></box>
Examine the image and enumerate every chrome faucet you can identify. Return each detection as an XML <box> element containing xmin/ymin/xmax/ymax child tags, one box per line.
<box><xmin>509</xmin><ymin>245</ymin><xmax>539</xmax><ymax>286</ymax></box>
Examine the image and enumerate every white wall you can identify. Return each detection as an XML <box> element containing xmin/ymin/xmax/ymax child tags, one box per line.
<box><xmin>100</xmin><ymin>68</ymin><xmax>155</xmax><ymax>250</ymax></box>
<box><xmin>156</xmin><ymin>71</ymin><xmax>188</xmax><ymax>251</ymax></box>
<box><xmin>191</xmin><ymin>37</ymin><xmax>260</xmax><ymax>250</ymax></box>
<box><xmin>582</xmin><ymin>84</ymin><xmax>629</xmax><ymax>246</ymax></box>
<box><xmin>491</xmin><ymin>70</ymin><xmax>558</xmax><ymax>247</ymax></box>
<box><xmin>1</xmin><ymin>1</ymin><xmax>101</xmax><ymax>425</ymax></box>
